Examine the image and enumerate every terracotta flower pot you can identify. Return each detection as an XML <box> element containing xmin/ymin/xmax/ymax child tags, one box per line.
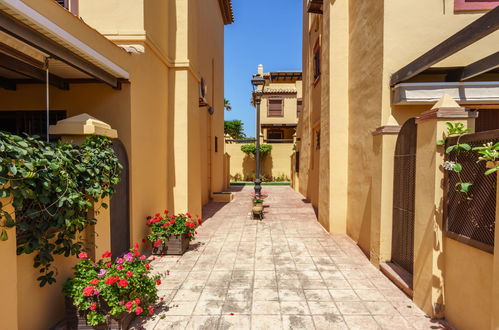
<box><xmin>152</xmin><ymin>234</ymin><xmax>189</xmax><ymax>255</ymax></box>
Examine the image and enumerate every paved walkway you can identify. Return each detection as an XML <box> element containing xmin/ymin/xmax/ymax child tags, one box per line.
<box><xmin>131</xmin><ymin>186</ymin><xmax>448</xmax><ymax>330</ymax></box>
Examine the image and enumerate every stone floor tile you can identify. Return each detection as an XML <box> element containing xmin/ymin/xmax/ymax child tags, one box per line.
<box><xmin>253</xmin><ymin>279</ymin><xmax>277</xmax><ymax>288</ymax></box>
<box><xmin>253</xmin><ymin>288</ymin><xmax>279</xmax><ymax>301</ymax></box>
<box><xmin>335</xmin><ymin>301</ymin><xmax>371</xmax><ymax>315</ymax></box>
<box><xmin>282</xmin><ymin>315</ymin><xmax>315</xmax><ymax>329</ymax></box>
<box><xmin>165</xmin><ymin>301</ymin><xmax>198</xmax><ymax>316</ymax></box>
<box><xmin>403</xmin><ymin>316</ymin><xmax>450</xmax><ymax>329</ymax></box>
<box><xmin>280</xmin><ymin>301</ymin><xmax>310</xmax><ymax>315</ymax></box>
<box><xmin>300</xmin><ymin>279</ymin><xmax>328</xmax><ymax>290</ymax></box>
<box><xmin>192</xmin><ymin>299</ymin><xmax>224</xmax><ymax>316</ymax></box>
<box><xmin>364</xmin><ymin>301</ymin><xmax>400</xmax><ymax>315</ymax></box>
<box><xmin>312</xmin><ymin>315</ymin><xmax>348</xmax><ymax>330</ymax></box>
<box><xmin>226</xmin><ymin>288</ymin><xmax>252</xmax><ymax>301</ymax></box>
<box><xmin>173</xmin><ymin>289</ymin><xmax>202</xmax><ymax>302</ymax></box>
<box><xmin>329</xmin><ymin>289</ymin><xmax>360</xmax><ymax>301</ymax></box>
<box><xmin>251</xmin><ymin>315</ymin><xmax>283</xmax><ymax>330</ymax></box>
<box><xmin>355</xmin><ymin>289</ymin><xmax>387</xmax><ymax>301</ymax></box>
<box><xmin>199</xmin><ymin>287</ymin><xmax>227</xmax><ymax>301</ymax></box>
<box><xmin>252</xmin><ymin>300</ymin><xmax>281</xmax><ymax>315</ymax></box>
<box><xmin>343</xmin><ymin>315</ymin><xmax>381</xmax><ymax>329</ymax></box>
<box><xmin>373</xmin><ymin>315</ymin><xmax>413</xmax><ymax>329</ymax></box>
<box><xmin>222</xmin><ymin>299</ymin><xmax>252</xmax><ymax>314</ymax></box>
<box><xmin>279</xmin><ymin>289</ymin><xmax>306</xmax><ymax>301</ymax></box>
<box><xmin>391</xmin><ymin>301</ymin><xmax>427</xmax><ymax>316</ymax></box>
<box><xmin>218</xmin><ymin>314</ymin><xmax>251</xmax><ymax>329</ymax></box>
<box><xmin>152</xmin><ymin>315</ymin><xmax>190</xmax><ymax>330</ymax></box>
<box><xmin>304</xmin><ymin>289</ymin><xmax>333</xmax><ymax>301</ymax></box>
<box><xmin>278</xmin><ymin>279</ymin><xmax>302</xmax><ymax>289</ymax></box>
<box><xmin>185</xmin><ymin>316</ymin><xmax>221</xmax><ymax>330</ymax></box>
<box><xmin>307</xmin><ymin>301</ymin><xmax>340</xmax><ymax>315</ymax></box>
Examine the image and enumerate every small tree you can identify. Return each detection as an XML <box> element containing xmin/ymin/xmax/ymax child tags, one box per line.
<box><xmin>224</xmin><ymin>120</ymin><xmax>246</xmax><ymax>139</ymax></box>
<box><xmin>241</xmin><ymin>144</ymin><xmax>272</xmax><ymax>157</ymax></box>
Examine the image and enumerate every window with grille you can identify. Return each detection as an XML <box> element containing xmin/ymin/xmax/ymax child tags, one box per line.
<box><xmin>297</xmin><ymin>99</ymin><xmax>303</xmax><ymax>117</ymax></box>
<box><xmin>0</xmin><ymin>110</ymin><xmax>67</xmax><ymax>139</ymax></box>
<box><xmin>268</xmin><ymin>99</ymin><xmax>283</xmax><ymax>117</ymax></box>
<box><xmin>313</xmin><ymin>40</ymin><xmax>321</xmax><ymax>81</ymax></box>
<box><xmin>454</xmin><ymin>0</ymin><xmax>499</xmax><ymax>11</ymax></box>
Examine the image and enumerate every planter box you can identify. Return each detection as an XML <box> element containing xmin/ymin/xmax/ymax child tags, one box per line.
<box><xmin>65</xmin><ymin>298</ymin><xmax>134</xmax><ymax>330</ymax></box>
<box><xmin>152</xmin><ymin>234</ymin><xmax>189</xmax><ymax>255</ymax></box>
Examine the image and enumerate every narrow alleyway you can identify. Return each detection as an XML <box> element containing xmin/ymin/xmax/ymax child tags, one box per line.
<box><xmin>131</xmin><ymin>186</ymin><xmax>448</xmax><ymax>330</ymax></box>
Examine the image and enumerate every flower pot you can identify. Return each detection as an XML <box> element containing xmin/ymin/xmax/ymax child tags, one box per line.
<box><xmin>65</xmin><ymin>298</ymin><xmax>135</xmax><ymax>330</ymax></box>
<box><xmin>253</xmin><ymin>201</ymin><xmax>263</xmax><ymax>207</ymax></box>
<box><xmin>252</xmin><ymin>205</ymin><xmax>264</xmax><ymax>220</ymax></box>
<box><xmin>152</xmin><ymin>234</ymin><xmax>189</xmax><ymax>255</ymax></box>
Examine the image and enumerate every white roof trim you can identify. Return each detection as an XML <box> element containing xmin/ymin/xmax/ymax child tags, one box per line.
<box><xmin>0</xmin><ymin>0</ymin><xmax>129</xmax><ymax>79</ymax></box>
<box><xmin>393</xmin><ymin>81</ymin><xmax>499</xmax><ymax>105</ymax></box>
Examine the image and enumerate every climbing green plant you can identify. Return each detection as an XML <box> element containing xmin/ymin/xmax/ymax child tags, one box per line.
<box><xmin>437</xmin><ymin>122</ymin><xmax>473</xmax><ymax>195</ymax></box>
<box><xmin>241</xmin><ymin>144</ymin><xmax>273</xmax><ymax>157</ymax></box>
<box><xmin>0</xmin><ymin>132</ymin><xmax>122</xmax><ymax>286</ymax></box>
<box><xmin>473</xmin><ymin>142</ymin><xmax>499</xmax><ymax>175</ymax></box>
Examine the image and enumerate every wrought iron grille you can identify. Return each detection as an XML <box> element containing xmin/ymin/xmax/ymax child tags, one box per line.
<box><xmin>392</xmin><ymin>118</ymin><xmax>417</xmax><ymax>274</ymax></box>
<box><xmin>445</xmin><ymin>129</ymin><xmax>498</xmax><ymax>253</ymax></box>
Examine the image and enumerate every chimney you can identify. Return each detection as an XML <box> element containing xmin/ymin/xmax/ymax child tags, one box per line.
<box><xmin>257</xmin><ymin>64</ymin><xmax>263</xmax><ymax>75</ymax></box>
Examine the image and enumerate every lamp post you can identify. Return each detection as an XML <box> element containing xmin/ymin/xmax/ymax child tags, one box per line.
<box><xmin>251</xmin><ymin>75</ymin><xmax>265</xmax><ymax>196</ymax></box>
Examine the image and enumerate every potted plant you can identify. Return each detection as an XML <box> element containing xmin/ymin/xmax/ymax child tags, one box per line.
<box><xmin>63</xmin><ymin>245</ymin><xmax>161</xmax><ymax>329</ymax></box>
<box><xmin>251</xmin><ymin>191</ymin><xmax>268</xmax><ymax>207</ymax></box>
<box><xmin>146</xmin><ymin>211</ymin><xmax>201</xmax><ymax>255</ymax></box>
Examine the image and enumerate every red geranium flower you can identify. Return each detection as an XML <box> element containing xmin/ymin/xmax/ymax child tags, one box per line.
<box><xmin>170</xmin><ymin>219</ymin><xmax>175</xmax><ymax>224</ymax></box>
<box><xmin>106</xmin><ymin>262</ymin><xmax>112</xmax><ymax>268</ymax></box>
<box><xmin>104</xmin><ymin>276</ymin><xmax>119</xmax><ymax>285</ymax></box>
<box><xmin>156</xmin><ymin>279</ymin><xmax>161</xmax><ymax>286</ymax></box>
<box><xmin>153</xmin><ymin>239</ymin><xmax>162</xmax><ymax>247</ymax></box>
<box><xmin>164</xmin><ymin>209</ymin><xmax>168</xmax><ymax>214</ymax></box>
<box><xmin>186</xmin><ymin>212</ymin><xmax>191</xmax><ymax>218</ymax></box>
<box><xmin>198</xmin><ymin>218</ymin><xmax>202</xmax><ymax>225</ymax></box>
<box><xmin>89</xmin><ymin>278</ymin><xmax>99</xmax><ymax>285</ymax></box>
<box><xmin>155</xmin><ymin>213</ymin><xmax>160</xmax><ymax>217</ymax></box>
<box><xmin>89</xmin><ymin>302</ymin><xmax>97</xmax><ymax>311</ymax></box>
<box><xmin>133</xmin><ymin>249</ymin><xmax>140</xmax><ymax>257</ymax></box>
<box><xmin>134</xmin><ymin>297</ymin><xmax>141</xmax><ymax>305</ymax></box>
<box><xmin>125</xmin><ymin>301</ymin><xmax>133</xmax><ymax>311</ymax></box>
<box><xmin>135</xmin><ymin>306</ymin><xmax>143</xmax><ymax>315</ymax></box>
<box><xmin>145</xmin><ymin>264</ymin><xmax>150</xmax><ymax>270</ymax></box>
<box><xmin>78</xmin><ymin>252</ymin><xmax>88</xmax><ymax>259</ymax></box>
<box><xmin>148</xmin><ymin>306</ymin><xmax>154</xmax><ymax>315</ymax></box>
<box><xmin>142</xmin><ymin>238</ymin><xmax>146</xmax><ymax>243</ymax></box>
<box><xmin>126</xmin><ymin>271</ymin><xmax>134</xmax><ymax>277</ymax></box>
<box><xmin>101</xmin><ymin>251</ymin><xmax>112</xmax><ymax>258</ymax></box>
<box><xmin>133</xmin><ymin>242</ymin><xmax>139</xmax><ymax>250</ymax></box>
<box><xmin>82</xmin><ymin>286</ymin><xmax>94</xmax><ymax>297</ymax></box>
<box><xmin>118</xmin><ymin>279</ymin><xmax>129</xmax><ymax>287</ymax></box>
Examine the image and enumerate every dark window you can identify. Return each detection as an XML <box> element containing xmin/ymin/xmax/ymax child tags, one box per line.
<box><xmin>297</xmin><ymin>99</ymin><xmax>303</xmax><ymax>117</ymax></box>
<box><xmin>295</xmin><ymin>151</ymin><xmax>300</xmax><ymax>173</ymax></box>
<box><xmin>313</xmin><ymin>40</ymin><xmax>321</xmax><ymax>81</ymax></box>
<box><xmin>267</xmin><ymin>129</ymin><xmax>284</xmax><ymax>140</ymax></box>
<box><xmin>316</xmin><ymin>130</ymin><xmax>320</xmax><ymax>149</ymax></box>
<box><xmin>215</xmin><ymin>136</ymin><xmax>218</xmax><ymax>152</ymax></box>
<box><xmin>268</xmin><ymin>99</ymin><xmax>283</xmax><ymax>117</ymax></box>
<box><xmin>475</xmin><ymin>109</ymin><xmax>499</xmax><ymax>133</ymax></box>
<box><xmin>55</xmin><ymin>0</ymin><xmax>68</xmax><ymax>9</ymax></box>
<box><xmin>0</xmin><ymin>110</ymin><xmax>67</xmax><ymax>139</ymax></box>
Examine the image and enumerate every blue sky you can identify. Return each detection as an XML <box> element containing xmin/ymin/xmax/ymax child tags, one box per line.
<box><xmin>224</xmin><ymin>0</ymin><xmax>303</xmax><ymax>137</ymax></box>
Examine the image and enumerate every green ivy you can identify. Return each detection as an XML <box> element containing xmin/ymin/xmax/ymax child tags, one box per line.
<box><xmin>0</xmin><ymin>132</ymin><xmax>122</xmax><ymax>286</ymax></box>
<box><xmin>240</xmin><ymin>144</ymin><xmax>272</xmax><ymax>157</ymax></box>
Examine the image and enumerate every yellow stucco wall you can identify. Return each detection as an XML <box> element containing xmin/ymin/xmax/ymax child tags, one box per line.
<box><xmin>444</xmin><ymin>238</ymin><xmax>493</xmax><ymax>330</ymax></box>
<box><xmin>225</xmin><ymin>143</ymin><xmax>294</xmax><ymax>181</ymax></box>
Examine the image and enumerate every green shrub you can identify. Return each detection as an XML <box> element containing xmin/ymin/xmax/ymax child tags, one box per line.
<box><xmin>240</xmin><ymin>144</ymin><xmax>272</xmax><ymax>157</ymax></box>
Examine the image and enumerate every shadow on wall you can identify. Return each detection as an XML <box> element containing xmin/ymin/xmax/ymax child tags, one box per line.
<box><xmin>241</xmin><ymin>154</ymin><xmax>276</xmax><ymax>181</ymax></box>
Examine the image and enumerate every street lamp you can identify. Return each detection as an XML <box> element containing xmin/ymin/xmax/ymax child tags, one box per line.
<box><xmin>251</xmin><ymin>74</ymin><xmax>265</xmax><ymax>196</ymax></box>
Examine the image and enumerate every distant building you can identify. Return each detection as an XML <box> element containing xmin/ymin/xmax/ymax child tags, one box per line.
<box><xmin>256</xmin><ymin>64</ymin><xmax>302</xmax><ymax>144</ymax></box>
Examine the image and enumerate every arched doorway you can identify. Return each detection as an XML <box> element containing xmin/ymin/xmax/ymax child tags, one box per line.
<box><xmin>110</xmin><ymin>139</ymin><xmax>130</xmax><ymax>257</ymax></box>
<box><xmin>391</xmin><ymin>118</ymin><xmax>417</xmax><ymax>275</ymax></box>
